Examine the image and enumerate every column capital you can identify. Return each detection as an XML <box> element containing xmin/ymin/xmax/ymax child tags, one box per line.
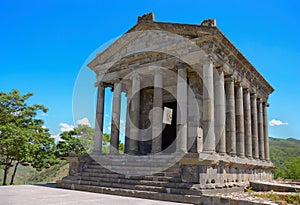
<box><xmin>130</xmin><ymin>72</ymin><xmax>142</xmax><ymax>81</ymax></box>
<box><xmin>250</xmin><ymin>93</ymin><xmax>257</xmax><ymax>98</ymax></box>
<box><xmin>263</xmin><ymin>102</ymin><xmax>270</xmax><ymax>107</ymax></box>
<box><xmin>175</xmin><ymin>62</ymin><xmax>186</xmax><ymax>70</ymax></box>
<box><xmin>149</xmin><ymin>65</ymin><xmax>163</xmax><ymax>74</ymax></box>
<box><xmin>234</xmin><ymin>80</ymin><xmax>242</xmax><ymax>87</ymax></box>
<box><xmin>257</xmin><ymin>98</ymin><xmax>263</xmax><ymax>103</ymax></box>
<box><xmin>243</xmin><ymin>87</ymin><xmax>250</xmax><ymax>93</ymax></box>
<box><xmin>208</xmin><ymin>54</ymin><xmax>215</xmax><ymax>63</ymax></box>
<box><xmin>224</xmin><ymin>75</ymin><xmax>235</xmax><ymax>82</ymax></box>
<box><xmin>215</xmin><ymin>66</ymin><xmax>225</xmax><ymax>73</ymax></box>
<box><xmin>112</xmin><ymin>78</ymin><xmax>121</xmax><ymax>84</ymax></box>
<box><xmin>94</xmin><ymin>81</ymin><xmax>106</xmax><ymax>87</ymax></box>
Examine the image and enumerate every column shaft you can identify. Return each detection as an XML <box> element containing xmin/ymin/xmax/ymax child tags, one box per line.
<box><xmin>235</xmin><ymin>84</ymin><xmax>245</xmax><ymax>157</ymax></box>
<box><xmin>225</xmin><ymin>76</ymin><xmax>236</xmax><ymax>156</ymax></box>
<box><xmin>176</xmin><ymin>66</ymin><xmax>188</xmax><ymax>153</ymax></box>
<box><xmin>257</xmin><ymin>99</ymin><xmax>265</xmax><ymax>160</ymax></box>
<box><xmin>124</xmin><ymin>89</ymin><xmax>131</xmax><ymax>154</ymax></box>
<box><xmin>214</xmin><ymin>68</ymin><xmax>226</xmax><ymax>154</ymax></box>
<box><xmin>129</xmin><ymin>74</ymin><xmax>141</xmax><ymax>154</ymax></box>
<box><xmin>94</xmin><ymin>83</ymin><xmax>105</xmax><ymax>154</ymax></box>
<box><xmin>202</xmin><ymin>61</ymin><xmax>215</xmax><ymax>153</ymax></box>
<box><xmin>243</xmin><ymin>89</ymin><xmax>252</xmax><ymax>158</ymax></box>
<box><xmin>152</xmin><ymin>70</ymin><xmax>163</xmax><ymax>153</ymax></box>
<box><xmin>251</xmin><ymin>94</ymin><xmax>259</xmax><ymax>159</ymax></box>
<box><xmin>187</xmin><ymin>75</ymin><xmax>200</xmax><ymax>153</ymax></box>
<box><xmin>263</xmin><ymin>102</ymin><xmax>270</xmax><ymax>161</ymax></box>
<box><xmin>110</xmin><ymin>81</ymin><xmax>122</xmax><ymax>154</ymax></box>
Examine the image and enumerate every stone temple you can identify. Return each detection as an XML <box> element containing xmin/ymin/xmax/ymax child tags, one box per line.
<box><xmin>58</xmin><ymin>13</ymin><xmax>275</xmax><ymax>204</ymax></box>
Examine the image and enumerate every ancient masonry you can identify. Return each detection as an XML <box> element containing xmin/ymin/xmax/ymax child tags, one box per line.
<box><xmin>58</xmin><ymin>13</ymin><xmax>275</xmax><ymax>204</ymax></box>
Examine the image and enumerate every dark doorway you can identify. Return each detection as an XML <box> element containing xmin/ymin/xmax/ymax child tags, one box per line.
<box><xmin>162</xmin><ymin>101</ymin><xmax>177</xmax><ymax>153</ymax></box>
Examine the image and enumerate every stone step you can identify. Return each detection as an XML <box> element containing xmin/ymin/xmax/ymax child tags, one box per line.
<box><xmin>63</xmin><ymin>177</ymin><xmax>200</xmax><ymax>196</ymax></box>
<box><xmin>83</xmin><ymin>168</ymin><xmax>180</xmax><ymax>177</ymax></box>
<box><xmin>85</xmin><ymin>166</ymin><xmax>181</xmax><ymax>177</ymax></box>
<box><xmin>88</xmin><ymin>162</ymin><xmax>180</xmax><ymax>170</ymax></box>
<box><xmin>79</xmin><ymin>175</ymin><xmax>192</xmax><ymax>189</ymax></box>
<box><xmin>57</xmin><ymin>183</ymin><xmax>202</xmax><ymax>204</ymax></box>
<box><xmin>81</xmin><ymin>171</ymin><xmax>182</xmax><ymax>182</ymax></box>
<box><xmin>87</xmin><ymin>164</ymin><xmax>176</xmax><ymax>172</ymax></box>
<box><xmin>90</xmin><ymin>156</ymin><xmax>180</xmax><ymax>164</ymax></box>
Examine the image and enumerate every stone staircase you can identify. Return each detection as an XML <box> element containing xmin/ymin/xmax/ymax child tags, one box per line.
<box><xmin>57</xmin><ymin>155</ymin><xmax>202</xmax><ymax>204</ymax></box>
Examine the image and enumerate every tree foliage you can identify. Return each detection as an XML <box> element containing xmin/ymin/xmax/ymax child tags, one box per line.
<box><xmin>56</xmin><ymin>125</ymin><xmax>94</xmax><ymax>157</ymax></box>
<box><xmin>270</xmin><ymin>137</ymin><xmax>300</xmax><ymax>179</ymax></box>
<box><xmin>56</xmin><ymin>128</ymin><xmax>124</xmax><ymax>156</ymax></box>
<box><xmin>0</xmin><ymin>90</ymin><xmax>57</xmax><ymax>185</ymax></box>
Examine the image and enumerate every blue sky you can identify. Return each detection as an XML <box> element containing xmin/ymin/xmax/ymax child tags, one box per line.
<box><xmin>0</xmin><ymin>0</ymin><xmax>299</xmax><ymax>140</ymax></box>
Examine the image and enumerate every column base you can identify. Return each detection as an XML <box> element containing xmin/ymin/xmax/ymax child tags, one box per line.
<box><xmin>229</xmin><ymin>153</ymin><xmax>237</xmax><ymax>157</ymax></box>
<box><xmin>92</xmin><ymin>151</ymin><xmax>102</xmax><ymax>155</ymax></box>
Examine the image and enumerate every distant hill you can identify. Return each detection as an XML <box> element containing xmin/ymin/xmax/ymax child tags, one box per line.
<box><xmin>1</xmin><ymin>137</ymin><xmax>299</xmax><ymax>185</ymax></box>
<box><xmin>269</xmin><ymin>137</ymin><xmax>300</xmax><ymax>167</ymax></box>
<box><xmin>0</xmin><ymin>160</ymin><xmax>68</xmax><ymax>185</ymax></box>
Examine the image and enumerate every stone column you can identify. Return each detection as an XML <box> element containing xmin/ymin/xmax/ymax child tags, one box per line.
<box><xmin>257</xmin><ymin>98</ymin><xmax>265</xmax><ymax>160</ymax></box>
<box><xmin>202</xmin><ymin>60</ymin><xmax>215</xmax><ymax>153</ymax></box>
<box><xmin>225</xmin><ymin>76</ymin><xmax>236</xmax><ymax>156</ymax></box>
<box><xmin>94</xmin><ymin>82</ymin><xmax>105</xmax><ymax>154</ymax></box>
<box><xmin>110</xmin><ymin>80</ymin><xmax>122</xmax><ymax>154</ymax></box>
<box><xmin>129</xmin><ymin>73</ymin><xmax>141</xmax><ymax>154</ymax></box>
<box><xmin>251</xmin><ymin>94</ymin><xmax>259</xmax><ymax>159</ymax></box>
<box><xmin>243</xmin><ymin>89</ymin><xmax>252</xmax><ymax>158</ymax></box>
<box><xmin>187</xmin><ymin>74</ymin><xmax>200</xmax><ymax>153</ymax></box>
<box><xmin>152</xmin><ymin>68</ymin><xmax>163</xmax><ymax>153</ymax></box>
<box><xmin>235</xmin><ymin>83</ymin><xmax>245</xmax><ymax>158</ymax></box>
<box><xmin>263</xmin><ymin>102</ymin><xmax>270</xmax><ymax>161</ymax></box>
<box><xmin>214</xmin><ymin>68</ymin><xmax>226</xmax><ymax>155</ymax></box>
<box><xmin>176</xmin><ymin>65</ymin><xmax>188</xmax><ymax>153</ymax></box>
<box><xmin>124</xmin><ymin>88</ymin><xmax>131</xmax><ymax>154</ymax></box>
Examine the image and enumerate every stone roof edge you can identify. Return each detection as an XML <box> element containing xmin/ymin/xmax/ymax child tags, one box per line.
<box><xmin>128</xmin><ymin>21</ymin><xmax>274</xmax><ymax>95</ymax></box>
<box><xmin>89</xmin><ymin>20</ymin><xmax>274</xmax><ymax>95</ymax></box>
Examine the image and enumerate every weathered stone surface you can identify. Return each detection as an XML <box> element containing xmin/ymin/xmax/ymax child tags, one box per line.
<box><xmin>60</xmin><ymin>13</ymin><xmax>275</xmax><ymax>204</ymax></box>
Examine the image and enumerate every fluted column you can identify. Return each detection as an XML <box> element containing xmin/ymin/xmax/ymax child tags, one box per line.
<box><xmin>94</xmin><ymin>82</ymin><xmax>105</xmax><ymax>154</ymax></box>
<box><xmin>243</xmin><ymin>89</ymin><xmax>252</xmax><ymax>158</ymax></box>
<box><xmin>202</xmin><ymin>60</ymin><xmax>215</xmax><ymax>153</ymax></box>
<box><xmin>263</xmin><ymin>102</ymin><xmax>270</xmax><ymax>161</ymax></box>
<box><xmin>110</xmin><ymin>80</ymin><xmax>122</xmax><ymax>154</ymax></box>
<box><xmin>124</xmin><ymin>88</ymin><xmax>131</xmax><ymax>154</ymax></box>
<box><xmin>225</xmin><ymin>76</ymin><xmax>236</xmax><ymax>156</ymax></box>
<box><xmin>235</xmin><ymin>83</ymin><xmax>245</xmax><ymax>157</ymax></box>
<box><xmin>214</xmin><ymin>68</ymin><xmax>226</xmax><ymax>154</ymax></box>
<box><xmin>257</xmin><ymin>98</ymin><xmax>265</xmax><ymax>160</ymax></box>
<box><xmin>152</xmin><ymin>68</ymin><xmax>163</xmax><ymax>153</ymax></box>
<box><xmin>251</xmin><ymin>94</ymin><xmax>259</xmax><ymax>159</ymax></box>
<box><xmin>176</xmin><ymin>65</ymin><xmax>188</xmax><ymax>153</ymax></box>
<box><xmin>129</xmin><ymin>73</ymin><xmax>141</xmax><ymax>154</ymax></box>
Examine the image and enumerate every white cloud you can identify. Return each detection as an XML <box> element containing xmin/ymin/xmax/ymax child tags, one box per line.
<box><xmin>59</xmin><ymin>123</ymin><xmax>74</xmax><ymax>132</ymax></box>
<box><xmin>41</xmin><ymin>113</ymin><xmax>48</xmax><ymax>116</ymax></box>
<box><xmin>77</xmin><ymin>117</ymin><xmax>91</xmax><ymax>127</ymax></box>
<box><xmin>269</xmin><ymin>119</ymin><xmax>288</xmax><ymax>127</ymax></box>
<box><xmin>50</xmin><ymin>134</ymin><xmax>64</xmax><ymax>142</ymax></box>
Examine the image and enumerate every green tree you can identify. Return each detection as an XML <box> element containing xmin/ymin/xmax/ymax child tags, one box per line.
<box><xmin>56</xmin><ymin>130</ymin><xmax>124</xmax><ymax>156</ymax></box>
<box><xmin>0</xmin><ymin>89</ymin><xmax>57</xmax><ymax>185</ymax></box>
<box><xmin>284</xmin><ymin>156</ymin><xmax>300</xmax><ymax>179</ymax></box>
<box><xmin>56</xmin><ymin>125</ymin><xmax>94</xmax><ymax>157</ymax></box>
<box><xmin>101</xmin><ymin>133</ymin><xmax>124</xmax><ymax>154</ymax></box>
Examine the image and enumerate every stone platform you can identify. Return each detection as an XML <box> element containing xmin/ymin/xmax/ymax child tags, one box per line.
<box><xmin>0</xmin><ymin>185</ymin><xmax>186</xmax><ymax>205</ymax></box>
<box><xmin>57</xmin><ymin>154</ymin><xmax>274</xmax><ymax>204</ymax></box>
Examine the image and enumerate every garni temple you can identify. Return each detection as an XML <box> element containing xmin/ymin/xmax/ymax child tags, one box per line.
<box><xmin>58</xmin><ymin>13</ymin><xmax>274</xmax><ymax>204</ymax></box>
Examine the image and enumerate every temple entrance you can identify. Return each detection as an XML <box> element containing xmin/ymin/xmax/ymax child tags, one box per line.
<box><xmin>162</xmin><ymin>101</ymin><xmax>177</xmax><ymax>153</ymax></box>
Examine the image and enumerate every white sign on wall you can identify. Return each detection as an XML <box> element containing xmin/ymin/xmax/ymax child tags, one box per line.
<box><xmin>163</xmin><ymin>107</ymin><xmax>173</xmax><ymax>125</ymax></box>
